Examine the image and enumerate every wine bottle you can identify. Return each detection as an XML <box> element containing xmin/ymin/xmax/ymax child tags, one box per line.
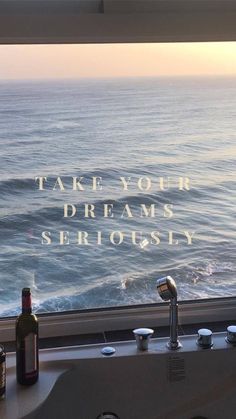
<box><xmin>16</xmin><ymin>288</ymin><xmax>39</xmax><ymax>385</ymax></box>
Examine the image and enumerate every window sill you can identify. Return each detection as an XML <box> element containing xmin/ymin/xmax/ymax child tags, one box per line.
<box><xmin>1</xmin><ymin>297</ymin><xmax>236</xmax><ymax>344</ymax></box>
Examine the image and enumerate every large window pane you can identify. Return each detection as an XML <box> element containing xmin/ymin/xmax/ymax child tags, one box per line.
<box><xmin>0</xmin><ymin>43</ymin><xmax>236</xmax><ymax>316</ymax></box>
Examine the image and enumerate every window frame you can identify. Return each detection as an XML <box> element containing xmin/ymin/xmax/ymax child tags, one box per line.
<box><xmin>1</xmin><ymin>0</ymin><xmax>236</xmax><ymax>341</ymax></box>
<box><xmin>1</xmin><ymin>297</ymin><xmax>236</xmax><ymax>342</ymax></box>
<box><xmin>0</xmin><ymin>0</ymin><xmax>236</xmax><ymax>44</ymax></box>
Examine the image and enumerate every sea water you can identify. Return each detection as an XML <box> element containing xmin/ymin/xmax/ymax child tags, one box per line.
<box><xmin>0</xmin><ymin>76</ymin><xmax>236</xmax><ymax>316</ymax></box>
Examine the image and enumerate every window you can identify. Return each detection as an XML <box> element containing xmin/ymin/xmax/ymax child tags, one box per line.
<box><xmin>1</xmin><ymin>41</ymin><xmax>236</xmax><ymax>319</ymax></box>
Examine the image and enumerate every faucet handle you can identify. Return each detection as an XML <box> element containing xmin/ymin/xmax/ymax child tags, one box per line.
<box><xmin>226</xmin><ymin>325</ymin><xmax>236</xmax><ymax>345</ymax></box>
<box><xmin>133</xmin><ymin>328</ymin><xmax>154</xmax><ymax>351</ymax></box>
<box><xmin>197</xmin><ymin>328</ymin><xmax>213</xmax><ymax>348</ymax></box>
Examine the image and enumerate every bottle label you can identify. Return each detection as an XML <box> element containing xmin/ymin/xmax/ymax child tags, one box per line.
<box><xmin>24</xmin><ymin>333</ymin><xmax>37</xmax><ymax>374</ymax></box>
<box><xmin>0</xmin><ymin>361</ymin><xmax>6</xmax><ymax>390</ymax></box>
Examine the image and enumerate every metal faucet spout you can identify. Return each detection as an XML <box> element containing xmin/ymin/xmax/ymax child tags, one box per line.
<box><xmin>156</xmin><ymin>276</ymin><xmax>182</xmax><ymax>350</ymax></box>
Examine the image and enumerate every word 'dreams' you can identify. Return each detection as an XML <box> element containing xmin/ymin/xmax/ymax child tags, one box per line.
<box><xmin>63</xmin><ymin>203</ymin><xmax>174</xmax><ymax>219</ymax></box>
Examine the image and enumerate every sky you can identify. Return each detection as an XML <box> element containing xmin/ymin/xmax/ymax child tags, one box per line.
<box><xmin>1</xmin><ymin>42</ymin><xmax>236</xmax><ymax>79</ymax></box>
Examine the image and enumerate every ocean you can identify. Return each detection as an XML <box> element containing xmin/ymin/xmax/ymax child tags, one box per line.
<box><xmin>0</xmin><ymin>76</ymin><xmax>236</xmax><ymax>316</ymax></box>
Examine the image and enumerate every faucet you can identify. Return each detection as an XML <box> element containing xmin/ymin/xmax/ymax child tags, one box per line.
<box><xmin>156</xmin><ymin>276</ymin><xmax>181</xmax><ymax>350</ymax></box>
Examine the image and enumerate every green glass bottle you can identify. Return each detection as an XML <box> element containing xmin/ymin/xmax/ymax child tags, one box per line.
<box><xmin>16</xmin><ymin>288</ymin><xmax>39</xmax><ymax>385</ymax></box>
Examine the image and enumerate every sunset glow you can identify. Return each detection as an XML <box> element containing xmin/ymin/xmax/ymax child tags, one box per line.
<box><xmin>1</xmin><ymin>42</ymin><xmax>236</xmax><ymax>79</ymax></box>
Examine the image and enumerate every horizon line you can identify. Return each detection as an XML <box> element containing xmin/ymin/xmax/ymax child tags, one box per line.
<box><xmin>1</xmin><ymin>73</ymin><xmax>236</xmax><ymax>82</ymax></box>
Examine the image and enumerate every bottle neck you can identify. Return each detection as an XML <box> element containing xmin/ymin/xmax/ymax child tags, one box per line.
<box><xmin>22</xmin><ymin>294</ymin><xmax>32</xmax><ymax>314</ymax></box>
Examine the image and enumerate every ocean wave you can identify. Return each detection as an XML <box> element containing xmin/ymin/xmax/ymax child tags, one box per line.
<box><xmin>197</xmin><ymin>261</ymin><xmax>235</xmax><ymax>277</ymax></box>
<box><xmin>0</xmin><ymin>186</ymin><xmax>204</xmax><ymax>230</ymax></box>
<box><xmin>1</xmin><ymin>258</ymin><xmax>236</xmax><ymax>317</ymax></box>
<box><xmin>6</xmin><ymin>139</ymin><xmax>45</xmax><ymax>147</ymax></box>
<box><xmin>0</xmin><ymin>254</ymin><xmax>236</xmax><ymax>317</ymax></box>
<box><xmin>0</xmin><ymin>177</ymin><xmax>35</xmax><ymax>195</ymax></box>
